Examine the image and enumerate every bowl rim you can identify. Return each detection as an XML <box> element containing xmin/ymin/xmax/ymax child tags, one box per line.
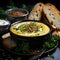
<box><xmin>0</xmin><ymin>19</ymin><xmax>11</xmax><ymax>27</ymax></box>
<box><xmin>5</xmin><ymin>8</ymin><xmax>29</xmax><ymax>17</ymax></box>
<box><xmin>10</xmin><ymin>20</ymin><xmax>52</xmax><ymax>38</ymax></box>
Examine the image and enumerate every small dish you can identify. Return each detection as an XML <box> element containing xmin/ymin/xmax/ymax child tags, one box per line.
<box><xmin>5</xmin><ymin>8</ymin><xmax>29</xmax><ymax>23</ymax></box>
<box><xmin>0</xmin><ymin>19</ymin><xmax>10</xmax><ymax>35</ymax></box>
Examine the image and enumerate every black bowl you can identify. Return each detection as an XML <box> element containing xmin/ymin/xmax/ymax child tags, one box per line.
<box><xmin>0</xmin><ymin>19</ymin><xmax>10</xmax><ymax>36</ymax></box>
<box><xmin>5</xmin><ymin>8</ymin><xmax>29</xmax><ymax>23</ymax></box>
<box><xmin>10</xmin><ymin>20</ymin><xmax>51</xmax><ymax>49</ymax></box>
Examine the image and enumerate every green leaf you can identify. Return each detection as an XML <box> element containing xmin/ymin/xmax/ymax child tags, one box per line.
<box><xmin>7</xmin><ymin>5</ymin><xmax>17</xmax><ymax>9</ymax></box>
<box><xmin>21</xmin><ymin>42</ymin><xmax>29</xmax><ymax>53</ymax></box>
<box><xmin>20</xmin><ymin>4</ymin><xmax>33</xmax><ymax>11</ymax></box>
<box><xmin>43</xmin><ymin>35</ymin><xmax>59</xmax><ymax>49</ymax></box>
<box><xmin>22</xmin><ymin>4</ymin><xmax>27</xmax><ymax>9</ymax></box>
<box><xmin>15</xmin><ymin>42</ymin><xmax>29</xmax><ymax>53</ymax></box>
<box><xmin>0</xmin><ymin>7</ymin><xmax>7</xmax><ymax>19</ymax></box>
<box><xmin>16</xmin><ymin>57</ymin><xmax>22</xmax><ymax>60</ymax></box>
<box><xmin>7</xmin><ymin>0</ymin><xmax>17</xmax><ymax>9</ymax></box>
<box><xmin>0</xmin><ymin>8</ymin><xmax>4</xmax><ymax>14</ymax></box>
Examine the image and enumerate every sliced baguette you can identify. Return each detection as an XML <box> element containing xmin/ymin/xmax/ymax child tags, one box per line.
<box><xmin>52</xmin><ymin>31</ymin><xmax>60</xmax><ymax>37</ymax></box>
<box><xmin>28</xmin><ymin>2</ymin><xmax>44</xmax><ymax>20</ymax></box>
<box><xmin>43</xmin><ymin>3</ymin><xmax>60</xmax><ymax>30</ymax></box>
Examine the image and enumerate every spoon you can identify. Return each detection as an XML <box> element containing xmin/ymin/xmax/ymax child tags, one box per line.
<box><xmin>29</xmin><ymin>41</ymin><xmax>58</xmax><ymax>60</ymax></box>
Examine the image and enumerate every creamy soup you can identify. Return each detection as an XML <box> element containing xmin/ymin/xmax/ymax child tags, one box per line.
<box><xmin>10</xmin><ymin>22</ymin><xmax>50</xmax><ymax>37</ymax></box>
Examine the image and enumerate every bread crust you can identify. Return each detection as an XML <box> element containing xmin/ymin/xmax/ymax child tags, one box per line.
<box><xmin>28</xmin><ymin>2</ymin><xmax>44</xmax><ymax>20</ymax></box>
<box><xmin>43</xmin><ymin>3</ymin><xmax>60</xmax><ymax>30</ymax></box>
<box><xmin>52</xmin><ymin>30</ymin><xmax>60</xmax><ymax>37</ymax></box>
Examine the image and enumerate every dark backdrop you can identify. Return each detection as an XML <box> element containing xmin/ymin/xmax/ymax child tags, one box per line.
<box><xmin>0</xmin><ymin>0</ymin><xmax>60</xmax><ymax>10</ymax></box>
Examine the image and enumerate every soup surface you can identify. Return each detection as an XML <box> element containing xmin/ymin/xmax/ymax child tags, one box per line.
<box><xmin>10</xmin><ymin>22</ymin><xmax>50</xmax><ymax>37</ymax></box>
<box><xmin>9</xmin><ymin>11</ymin><xmax>25</xmax><ymax>17</ymax></box>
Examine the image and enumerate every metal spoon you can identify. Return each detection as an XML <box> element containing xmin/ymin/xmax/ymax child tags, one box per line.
<box><xmin>29</xmin><ymin>41</ymin><xmax>58</xmax><ymax>60</ymax></box>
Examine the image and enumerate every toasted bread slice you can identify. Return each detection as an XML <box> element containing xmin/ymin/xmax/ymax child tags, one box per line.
<box><xmin>28</xmin><ymin>2</ymin><xmax>44</xmax><ymax>20</ymax></box>
<box><xmin>52</xmin><ymin>31</ymin><xmax>60</xmax><ymax>37</ymax></box>
<box><xmin>43</xmin><ymin>3</ymin><xmax>60</xmax><ymax>30</ymax></box>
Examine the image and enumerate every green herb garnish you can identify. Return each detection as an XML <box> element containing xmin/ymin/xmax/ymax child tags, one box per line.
<box><xmin>16</xmin><ymin>22</ymin><xmax>39</xmax><ymax>33</ymax></box>
<box><xmin>43</xmin><ymin>35</ymin><xmax>59</xmax><ymax>49</ymax></box>
<box><xmin>15</xmin><ymin>42</ymin><xmax>29</xmax><ymax>54</ymax></box>
<box><xmin>16</xmin><ymin>57</ymin><xmax>22</xmax><ymax>60</ymax></box>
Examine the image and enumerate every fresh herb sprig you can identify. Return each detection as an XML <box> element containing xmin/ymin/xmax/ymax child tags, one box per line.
<box><xmin>15</xmin><ymin>42</ymin><xmax>29</xmax><ymax>54</ymax></box>
<box><xmin>43</xmin><ymin>35</ymin><xmax>59</xmax><ymax>49</ymax></box>
<box><xmin>7</xmin><ymin>0</ymin><xmax>17</xmax><ymax>9</ymax></box>
<box><xmin>20</xmin><ymin>4</ymin><xmax>33</xmax><ymax>11</ymax></box>
<box><xmin>0</xmin><ymin>8</ymin><xmax>6</xmax><ymax>19</ymax></box>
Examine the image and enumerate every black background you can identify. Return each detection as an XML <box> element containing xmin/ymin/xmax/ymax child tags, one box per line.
<box><xmin>0</xmin><ymin>0</ymin><xmax>60</xmax><ymax>10</ymax></box>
